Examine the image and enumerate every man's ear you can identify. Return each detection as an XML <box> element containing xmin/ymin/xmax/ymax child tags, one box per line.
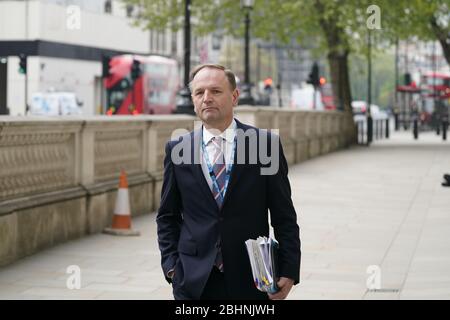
<box><xmin>232</xmin><ymin>89</ymin><xmax>240</xmax><ymax>106</ymax></box>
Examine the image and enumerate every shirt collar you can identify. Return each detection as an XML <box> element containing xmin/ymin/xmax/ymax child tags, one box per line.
<box><xmin>202</xmin><ymin>118</ymin><xmax>236</xmax><ymax>145</ymax></box>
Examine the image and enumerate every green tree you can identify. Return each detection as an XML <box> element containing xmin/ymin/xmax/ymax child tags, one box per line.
<box><xmin>122</xmin><ymin>0</ymin><xmax>378</xmax><ymax>113</ymax></box>
<box><xmin>350</xmin><ymin>51</ymin><xmax>396</xmax><ymax>108</ymax></box>
<box><xmin>383</xmin><ymin>0</ymin><xmax>450</xmax><ymax>65</ymax></box>
<box><xmin>121</xmin><ymin>0</ymin><xmax>448</xmax><ymax>115</ymax></box>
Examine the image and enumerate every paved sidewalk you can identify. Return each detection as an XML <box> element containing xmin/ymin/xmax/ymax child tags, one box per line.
<box><xmin>0</xmin><ymin>130</ymin><xmax>449</xmax><ymax>299</ymax></box>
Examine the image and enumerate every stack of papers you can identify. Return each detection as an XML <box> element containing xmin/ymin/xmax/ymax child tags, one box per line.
<box><xmin>245</xmin><ymin>236</ymin><xmax>279</xmax><ymax>294</ymax></box>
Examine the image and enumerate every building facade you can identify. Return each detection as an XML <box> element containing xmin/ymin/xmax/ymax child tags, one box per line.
<box><xmin>0</xmin><ymin>0</ymin><xmax>212</xmax><ymax>115</ymax></box>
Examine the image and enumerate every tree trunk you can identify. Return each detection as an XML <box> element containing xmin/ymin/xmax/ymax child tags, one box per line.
<box><xmin>430</xmin><ymin>17</ymin><xmax>450</xmax><ymax>66</ymax></box>
<box><xmin>328</xmin><ymin>50</ymin><xmax>353</xmax><ymax>113</ymax></box>
<box><xmin>313</xmin><ymin>0</ymin><xmax>353</xmax><ymax>114</ymax></box>
<box><xmin>437</xmin><ymin>38</ymin><xmax>450</xmax><ymax>67</ymax></box>
<box><xmin>313</xmin><ymin>0</ymin><xmax>356</xmax><ymax>145</ymax></box>
<box><xmin>327</xmin><ymin>49</ymin><xmax>356</xmax><ymax>144</ymax></box>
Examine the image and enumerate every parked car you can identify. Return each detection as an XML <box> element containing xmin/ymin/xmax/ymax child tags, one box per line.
<box><xmin>352</xmin><ymin>100</ymin><xmax>388</xmax><ymax>119</ymax></box>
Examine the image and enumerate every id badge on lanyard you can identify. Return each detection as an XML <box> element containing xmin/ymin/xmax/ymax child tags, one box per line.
<box><xmin>201</xmin><ymin>137</ymin><xmax>236</xmax><ymax>201</ymax></box>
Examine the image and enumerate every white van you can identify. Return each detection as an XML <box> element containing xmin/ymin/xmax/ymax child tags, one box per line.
<box><xmin>30</xmin><ymin>92</ymin><xmax>83</xmax><ymax>116</ymax></box>
<box><xmin>290</xmin><ymin>84</ymin><xmax>324</xmax><ymax>110</ymax></box>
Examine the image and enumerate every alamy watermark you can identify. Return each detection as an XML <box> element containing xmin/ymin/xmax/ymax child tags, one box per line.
<box><xmin>366</xmin><ymin>265</ymin><xmax>381</xmax><ymax>290</ymax></box>
<box><xmin>366</xmin><ymin>265</ymin><xmax>400</xmax><ymax>293</ymax></box>
<box><xmin>66</xmin><ymin>5</ymin><xmax>81</xmax><ymax>31</ymax></box>
<box><xmin>366</xmin><ymin>4</ymin><xmax>381</xmax><ymax>30</ymax></box>
<box><xmin>66</xmin><ymin>265</ymin><xmax>81</xmax><ymax>290</ymax></box>
<box><xmin>169</xmin><ymin>122</ymin><xmax>281</xmax><ymax>176</ymax></box>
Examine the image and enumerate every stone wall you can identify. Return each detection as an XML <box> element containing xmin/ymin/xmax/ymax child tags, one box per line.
<box><xmin>234</xmin><ymin>107</ymin><xmax>355</xmax><ymax>166</ymax></box>
<box><xmin>0</xmin><ymin>109</ymin><xmax>356</xmax><ymax>266</ymax></box>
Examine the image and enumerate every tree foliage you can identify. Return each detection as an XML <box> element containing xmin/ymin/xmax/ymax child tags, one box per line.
<box><xmin>378</xmin><ymin>0</ymin><xmax>450</xmax><ymax>64</ymax></box>
<box><xmin>121</xmin><ymin>0</ymin><xmax>449</xmax><ymax>113</ymax></box>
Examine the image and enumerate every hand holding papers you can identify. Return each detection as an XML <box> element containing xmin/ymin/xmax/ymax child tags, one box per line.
<box><xmin>245</xmin><ymin>237</ymin><xmax>279</xmax><ymax>294</ymax></box>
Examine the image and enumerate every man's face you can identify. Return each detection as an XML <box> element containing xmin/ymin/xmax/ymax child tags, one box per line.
<box><xmin>191</xmin><ymin>68</ymin><xmax>239</xmax><ymax>128</ymax></box>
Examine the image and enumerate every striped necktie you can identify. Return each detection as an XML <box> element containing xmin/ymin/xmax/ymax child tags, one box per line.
<box><xmin>210</xmin><ymin>136</ymin><xmax>226</xmax><ymax>209</ymax></box>
<box><xmin>210</xmin><ymin>136</ymin><xmax>225</xmax><ymax>272</ymax></box>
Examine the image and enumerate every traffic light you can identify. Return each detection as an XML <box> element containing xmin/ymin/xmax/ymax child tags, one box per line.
<box><xmin>102</xmin><ymin>55</ymin><xmax>112</xmax><ymax>78</ymax></box>
<box><xmin>131</xmin><ymin>59</ymin><xmax>142</xmax><ymax>80</ymax></box>
<box><xmin>307</xmin><ymin>62</ymin><xmax>320</xmax><ymax>88</ymax></box>
<box><xmin>18</xmin><ymin>54</ymin><xmax>27</xmax><ymax>74</ymax></box>
<box><xmin>319</xmin><ymin>77</ymin><xmax>326</xmax><ymax>86</ymax></box>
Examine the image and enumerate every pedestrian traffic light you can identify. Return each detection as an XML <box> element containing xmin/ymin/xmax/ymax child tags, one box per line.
<box><xmin>18</xmin><ymin>54</ymin><xmax>27</xmax><ymax>74</ymax></box>
<box><xmin>131</xmin><ymin>59</ymin><xmax>142</xmax><ymax>80</ymax></box>
<box><xmin>307</xmin><ymin>62</ymin><xmax>320</xmax><ymax>88</ymax></box>
<box><xmin>102</xmin><ymin>55</ymin><xmax>112</xmax><ymax>78</ymax></box>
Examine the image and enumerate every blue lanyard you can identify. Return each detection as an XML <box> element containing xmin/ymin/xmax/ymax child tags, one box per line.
<box><xmin>201</xmin><ymin>135</ymin><xmax>236</xmax><ymax>202</ymax></box>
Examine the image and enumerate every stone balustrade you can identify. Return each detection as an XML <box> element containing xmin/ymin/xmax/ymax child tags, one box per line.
<box><xmin>0</xmin><ymin>108</ymin><xmax>356</xmax><ymax>266</ymax></box>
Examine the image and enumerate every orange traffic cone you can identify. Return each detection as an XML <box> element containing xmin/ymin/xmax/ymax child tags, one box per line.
<box><xmin>103</xmin><ymin>170</ymin><xmax>140</xmax><ymax>236</ymax></box>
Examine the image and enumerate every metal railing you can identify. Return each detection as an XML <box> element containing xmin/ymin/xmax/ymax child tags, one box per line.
<box><xmin>355</xmin><ymin>117</ymin><xmax>390</xmax><ymax>145</ymax></box>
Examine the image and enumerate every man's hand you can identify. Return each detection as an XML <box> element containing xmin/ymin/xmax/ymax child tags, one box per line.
<box><xmin>268</xmin><ymin>277</ymin><xmax>294</xmax><ymax>300</ymax></box>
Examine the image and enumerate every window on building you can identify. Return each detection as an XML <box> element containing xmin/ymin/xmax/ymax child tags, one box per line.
<box><xmin>158</xmin><ymin>31</ymin><xmax>163</xmax><ymax>53</ymax></box>
<box><xmin>171</xmin><ymin>30</ymin><xmax>177</xmax><ymax>56</ymax></box>
<box><xmin>154</xmin><ymin>31</ymin><xmax>158</xmax><ymax>53</ymax></box>
<box><xmin>149</xmin><ymin>30</ymin><xmax>153</xmax><ymax>52</ymax></box>
<box><xmin>156</xmin><ymin>31</ymin><xmax>161</xmax><ymax>53</ymax></box>
<box><xmin>193</xmin><ymin>35</ymin><xmax>198</xmax><ymax>55</ymax></box>
<box><xmin>162</xmin><ymin>29</ymin><xmax>166</xmax><ymax>54</ymax></box>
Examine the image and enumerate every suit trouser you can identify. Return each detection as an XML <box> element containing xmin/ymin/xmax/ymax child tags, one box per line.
<box><xmin>200</xmin><ymin>266</ymin><xmax>230</xmax><ymax>300</ymax></box>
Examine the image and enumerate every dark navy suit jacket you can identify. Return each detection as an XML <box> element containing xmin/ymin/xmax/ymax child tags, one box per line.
<box><xmin>157</xmin><ymin>119</ymin><xmax>301</xmax><ymax>300</ymax></box>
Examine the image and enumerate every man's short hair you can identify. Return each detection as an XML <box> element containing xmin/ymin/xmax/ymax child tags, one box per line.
<box><xmin>189</xmin><ymin>64</ymin><xmax>237</xmax><ymax>92</ymax></box>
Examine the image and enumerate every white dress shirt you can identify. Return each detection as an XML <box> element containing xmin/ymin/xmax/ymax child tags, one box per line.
<box><xmin>200</xmin><ymin>119</ymin><xmax>237</xmax><ymax>192</ymax></box>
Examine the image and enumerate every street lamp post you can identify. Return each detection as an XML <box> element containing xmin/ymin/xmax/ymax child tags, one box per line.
<box><xmin>238</xmin><ymin>0</ymin><xmax>254</xmax><ymax>106</ymax></box>
<box><xmin>175</xmin><ymin>0</ymin><xmax>195</xmax><ymax>115</ymax></box>
<box><xmin>367</xmin><ymin>29</ymin><xmax>373</xmax><ymax>145</ymax></box>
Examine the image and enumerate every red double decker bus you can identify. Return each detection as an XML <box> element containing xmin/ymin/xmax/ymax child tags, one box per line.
<box><xmin>421</xmin><ymin>72</ymin><xmax>450</xmax><ymax>102</ymax></box>
<box><xmin>420</xmin><ymin>72</ymin><xmax>450</xmax><ymax>124</ymax></box>
<box><xmin>396</xmin><ymin>71</ymin><xmax>450</xmax><ymax>134</ymax></box>
<box><xmin>104</xmin><ymin>54</ymin><xmax>179</xmax><ymax>115</ymax></box>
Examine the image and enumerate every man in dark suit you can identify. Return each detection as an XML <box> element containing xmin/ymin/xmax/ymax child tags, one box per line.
<box><xmin>157</xmin><ymin>64</ymin><xmax>301</xmax><ymax>300</ymax></box>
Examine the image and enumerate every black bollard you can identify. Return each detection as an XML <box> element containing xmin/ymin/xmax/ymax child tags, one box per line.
<box><xmin>386</xmin><ymin>118</ymin><xmax>389</xmax><ymax>138</ymax></box>
<box><xmin>413</xmin><ymin>118</ymin><xmax>418</xmax><ymax>140</ymax></box>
